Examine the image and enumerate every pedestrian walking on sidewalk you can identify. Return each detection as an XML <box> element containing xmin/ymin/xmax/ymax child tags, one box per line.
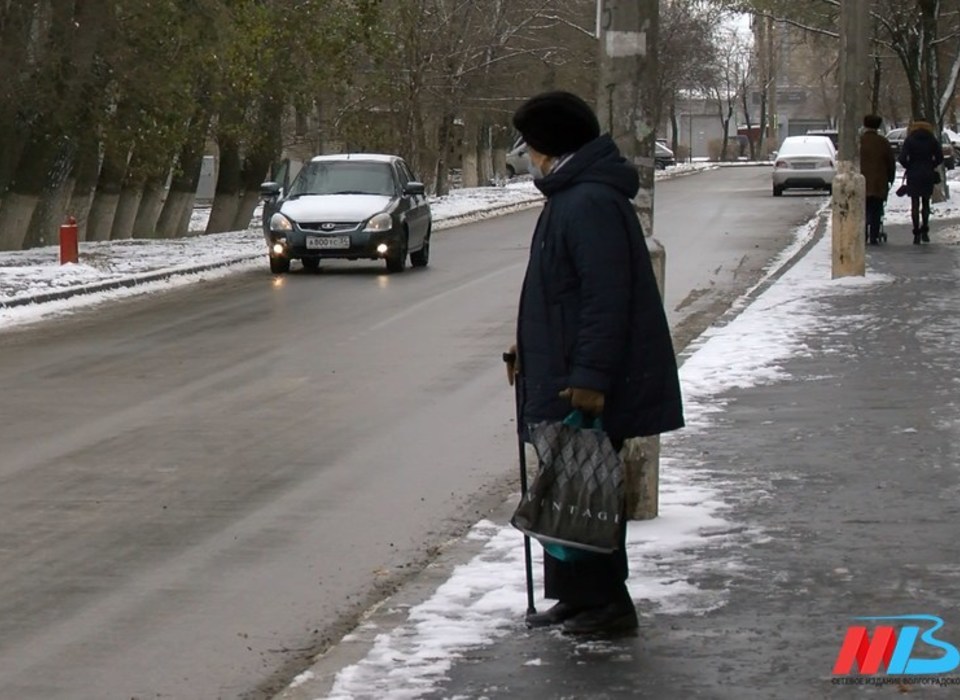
<box><xmin>859</xmin><ymin>115</ymin><xmax>896</xmax><ymax>246</ymax></box>
<box><xmin>898</xmin><ymin>119</ymin><xmax>944</xmax><ymax>244</ymax></box>
<box><xmin>504</xmin><ymin>91</ymin><xmax>684</xmax><ymax>636</ymax></box>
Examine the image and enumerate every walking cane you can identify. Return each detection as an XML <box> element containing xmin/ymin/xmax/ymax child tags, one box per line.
<box><xmin>505</xmin><ymin>350</ymin><xmax>537</xmax><ymax>616</ymax></box>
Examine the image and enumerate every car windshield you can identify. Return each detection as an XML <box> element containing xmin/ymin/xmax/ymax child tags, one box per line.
<box><xmin>288</xmin><ymin>161</ymin><xmax>396</xmax><ymax>197</ymax></box>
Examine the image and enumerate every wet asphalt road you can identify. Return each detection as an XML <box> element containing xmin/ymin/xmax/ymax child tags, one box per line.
<box><xmin>0</xmin><ymin>167</ymin><xmax>821</xmax><ymax>699</ymax></box>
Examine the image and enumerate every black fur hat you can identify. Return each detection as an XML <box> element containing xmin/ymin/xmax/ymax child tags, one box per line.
<box><xmin>512</xmin><ymin>91</ymin><xmax>601</xmax><ymax>157</ymax></box>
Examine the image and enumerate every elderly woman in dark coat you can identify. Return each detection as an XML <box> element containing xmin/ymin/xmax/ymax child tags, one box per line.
<box><xmin>503</xmin><ymin>91</ymin><xmax>684</xmax><ymax>635</ymax></box>
<box><xmin>859</xmin><ymin>115</ymin><xmax>896</xmax><ymax>245</ymax></box>
<box><xmin>898</xmin><ymin>120</ymin><xmax>944</xmax><ymax>244</ymax></box>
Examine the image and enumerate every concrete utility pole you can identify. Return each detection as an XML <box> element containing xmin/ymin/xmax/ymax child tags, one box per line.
<box><xmin>832</xmin><ymin>0</ymin><xmax>868</xmax><ymax>278</ymax></box>
<box><xmin>596</xmin><ymin>0</ymin><xmax>661</xmax><ymax>520</ymax></box>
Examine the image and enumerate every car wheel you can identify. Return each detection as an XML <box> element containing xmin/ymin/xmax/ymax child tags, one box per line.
<box><xmin>410</xmin><ymin>227</ymin><xmax>431</xmax><ymax>268</ymax></box>
<box><xmin>270</xmin><ymin>256</ymin><xmax>290</xmax><ymax>274</ymax></box>
<box><xmin>506</xmin><ymin>164</ymin><xmax>516</xmax><ymax>178</ymax></box>
<box><xmin>386</xmin><ymin>231</ymin><xmax>408</xmax><ymax>273</ymax></box>
<box><xmin>773</xmin><ymin>185</ymin><xmax>784</xmax><ymax>197</ymax></box>
<box><xmin>301</xmin><ymin>257</ymin><xmax>320</xmax><ymax>272</ymax></box>
<box><xmin>825</xmin><ymin>185</ymin><xmax>833</xmax><ymax>195</ymax></box>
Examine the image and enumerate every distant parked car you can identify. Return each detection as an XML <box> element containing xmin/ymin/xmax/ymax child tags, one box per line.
<box><xmin>771</xmin><ymin>135</ymin><xmax>836</xmax><ymax>196</ymax></box>
<box><xmin>260</xmin><ymin>153</ymin><xmax>432</xmax><ymax>274</ymax></box>
<box><xmin>506</xmin><ymin>138</ymin><xmax>530</xmax><ymax>177</ymax></box>
<box><xmin>889</xmin><ymin>126</ymin><xmax>955</xmax><ymax>169</ymax></box>
<box><xmin>886</xmin><ymin>127</ymin><xmax>907</xmax><ymax>160</ymax></box>
<box><xmin>655</xmin><ymin>141</ymin><xmax>676</xmax><ymax>169</ymax></box>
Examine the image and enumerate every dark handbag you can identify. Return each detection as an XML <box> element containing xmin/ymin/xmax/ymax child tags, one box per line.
<box><xmin>511</xmin><ymin>411</ymin><xmax>625</xmax><ymax>556</ymax></box>
<box><xmin>933</xmin><ymin>169</ymin><xmax>942</xmax><ymax>184</ymax></box>
<box><xmin>896</xmin><ymin>173</ymin><xmax>908</xmax><ymax>197</ymax></box>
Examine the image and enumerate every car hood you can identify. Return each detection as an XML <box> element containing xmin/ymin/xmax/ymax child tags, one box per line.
<box><xmin>280</xmin><ymin>194</ymin><xmax>393</xmax><ymax>222</ymax></box>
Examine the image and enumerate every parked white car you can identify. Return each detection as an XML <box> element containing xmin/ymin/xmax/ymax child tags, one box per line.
<box><xmin>506</xmin><ymin>138</ymin><xmax>529</xmax><ymax>177</ymax></box>
<box><xmin>771</xmin><ymin>135</ymin><xmax>836</xmax><ymax>196</ymax></box>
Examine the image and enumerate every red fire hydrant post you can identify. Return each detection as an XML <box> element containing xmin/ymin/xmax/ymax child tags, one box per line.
<box><xmin>59</xmin><ymin>215</ymin><xmax>78</xmax><ymax>265</ymax></box>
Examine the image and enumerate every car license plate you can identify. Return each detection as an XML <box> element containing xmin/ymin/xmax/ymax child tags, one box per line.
<box><xmin>794</xmin><ymin>163</ymin><xmax>816</xmax><ymax>169</ymax></box>
<box><xmin>306</xmin><ymin>235</ymin><xmax>350</xmax><ymax>250</ymax></box>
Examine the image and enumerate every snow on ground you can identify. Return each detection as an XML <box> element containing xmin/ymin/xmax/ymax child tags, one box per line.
<box><xmin>883</xmin><ymin>166</ymin><xmax>960</xmax><ymax>227</ymax></box>
<box><xmin>318</xmin><ymin>215</ymin><xmax>894</xmax><ymax>700</ymax></box>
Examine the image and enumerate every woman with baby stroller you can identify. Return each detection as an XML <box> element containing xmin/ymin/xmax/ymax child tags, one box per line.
<box><xmin>859</xmin><ymin>114</ymin><xmax>896</xmax><ymax>245</ymax></box>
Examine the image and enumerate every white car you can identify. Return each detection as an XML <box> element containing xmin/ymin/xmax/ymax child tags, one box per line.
<box><xmin>771</xmin><ymin>135</ymin><xmax>836</xmax><ymax>196</ymax></box>
<box><xmin>506</xmin><ymin>138</ymin><xmax>529</xmax><ymax>177</ymax></box>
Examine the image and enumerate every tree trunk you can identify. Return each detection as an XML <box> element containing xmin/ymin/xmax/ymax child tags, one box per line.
<box><xmin>871</xmin><ymin>53</ymin><xmax>882</xmax><ymax>115</ymax></box>
<box><xmin>206</xmin><ymin>134</ymin><xmax>242</xmax><ymax>234</ymax></box>
<box><xmin>0</xmin><ymin>2</ymin><xmax>40</xmax><ymax>197</ymax></box>
<box><xmin>669</xmin><ymin>103</ymin><xmax>680</xmax><ymax>156</ymax></box>
<box><xmin>22</xmin><ymin>141</ymin><xmax>76</xmax><ymax>249</ymax></box>
<box><xmin>435</xmin><ymin>114</ymin><xmax>454</xmax><ymax>196</ymax></box>
<box><xmin>156</xmin><ymin>115</ymin><xmax>210</xmax><ymax>239</ymax></box>
<box><xmin>67</xmin><ymin>126</ymin><xmax>102</xmax><ymax>242</ymax></box>
<box><xmin>741</xmin><ymin>82</ymin><xmax>755</xmax><ymax>160</ymax></box>
<box><xmin>232</xmin><ymin>94</ymin><xmax>283</xmax><ymax>231</ymax></box>
<box><xmin>110</xmin><ymin>185</ymin><xmax>144</xmax><ymax>240</ymax></box>
<box><xmin>0</xmin><ymin>124</ymin><xmax>58</xmax><ymax>249</ymax></box>
<box><xmin>132</xmin><ymin>170</ymin><xmax>169</xmax><ymax>239</ymax></box>
<box><xmin>478</xmin><ymin>123</ymin><xmax>494</xmax><ymax>186</ymax></box>
<box><xmin>86</xmin><ymin>141</ymin><xmax>129</xmax><ymax>241</ymax></box>
<box><xmin>461</xmin><ymin>119</ymin><xmax>480</xmax><ymax>189</ymax></box>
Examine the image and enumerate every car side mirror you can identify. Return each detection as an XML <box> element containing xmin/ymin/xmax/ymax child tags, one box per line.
<box><xmin>260</xmin><ymin>181</ymin><xmax>282</xmax><ymax>200</ymax></box>
<box><xmin>403</xmin><ymin>181</ymin><xmax>425</xmax><ymax>196</ymax></box>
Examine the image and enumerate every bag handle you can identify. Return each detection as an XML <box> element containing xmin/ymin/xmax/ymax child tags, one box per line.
<box><xmin>562</xmin><ymin>409</ymin><xmax>603</xmax><ymax>431</ymax></box>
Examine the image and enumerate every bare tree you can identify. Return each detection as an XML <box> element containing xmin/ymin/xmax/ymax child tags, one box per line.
<box><xmin>704</xmin><ymin>26</ymin><xmax>751</xmax><ymax>161</ymax></box>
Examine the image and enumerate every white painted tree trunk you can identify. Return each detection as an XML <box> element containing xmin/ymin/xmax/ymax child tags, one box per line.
<box><xmin>110</xmin><ymin>188</ymin><xmax>144</xmax><ymax>240</ymax></box>
<box><xmin>0</xmin><ymin>193</ymin><xmax>40</xmax><ymax>250</ymax></box>
<box><xmin>132</xmin><ymin>184</ymin><xmax>166</xmax><ymax>238</ymax></box>
<box><xmin>232</xmin><ymin>190</ymin><xmax>261</xmax><ymax>231</ymax></box>
<box><xmin>154</xmin><ymin>192</ymin><xmax>191</xmax><ymax>239</ymax></box>
<box><xmin>85</xmin><ymin>193</ymin><xmax>121</xmax><ymax>242</ymax></box>
<box><xmin>205</xmin><ymin>194</ymin><xmax>240</xmax><ymax>234</ymax></box>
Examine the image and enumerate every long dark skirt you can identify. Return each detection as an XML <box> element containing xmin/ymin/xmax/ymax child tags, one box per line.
<box><xmin>543</xmin><ymin>517</ymin><xmax>631</xmax><ymax>607</ymax></box>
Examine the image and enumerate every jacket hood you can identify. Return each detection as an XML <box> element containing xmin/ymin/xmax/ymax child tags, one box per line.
<box><xmin>909</xmin><ymin>121</ymin><xmax>935</xmax><ymax>135</ymax></box>
<box><xmin>534</xmin><ymin>134</ymin><xmax>640</xmax><ymax>199</ymax></box>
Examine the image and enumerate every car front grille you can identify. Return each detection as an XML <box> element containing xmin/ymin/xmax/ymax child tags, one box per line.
<box><xmin>298</xmin><ymin>221</ymin><xmax>361</xmax><ymax>233</ymax></box>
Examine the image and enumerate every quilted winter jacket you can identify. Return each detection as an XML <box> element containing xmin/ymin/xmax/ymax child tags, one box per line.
<box><xmin>516</xmin><ymin>134</ymin><xmax>684</xmax><ymax>443</ymax></box>
<box><xmin>898</xmin><ymin>121</ymin><xmax>944</xmax><ymax>198</ymax></box>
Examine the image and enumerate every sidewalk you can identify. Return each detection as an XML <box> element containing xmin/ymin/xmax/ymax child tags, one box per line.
<box><xmin>276</xmin><ymin>217</ymin><xmax>960</xmax><ymax>699</ymax></box>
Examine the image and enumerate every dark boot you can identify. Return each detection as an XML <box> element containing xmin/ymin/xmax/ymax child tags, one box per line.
<box><xmin>562</xmin><ymin>600</ymin><xmax>639</xmax><ymax>636</ymax></box>
<box><xmin>913</xmin><ymin>229</ymin><xmax>922</xmax><ymax>245</ymax></box>
<box><xmin>525</xmin><ymin>602</ymin><xmax>585</xmax><ymax>629</ymax></box>
<box><xmin>921</xmin><ymin>224</ymin><xmax>930</xmax><ymax>243</ymax></box>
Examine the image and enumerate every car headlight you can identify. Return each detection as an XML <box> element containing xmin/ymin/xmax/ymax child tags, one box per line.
<box><xmin>270</xmin><ymin>213</ymin><xmax>293</xmax><ymax>232</ymax></box>
<box><xmin>365</xmin><ymin>212</ymin><xmax>393</xmax><ymax>232</ymax></box>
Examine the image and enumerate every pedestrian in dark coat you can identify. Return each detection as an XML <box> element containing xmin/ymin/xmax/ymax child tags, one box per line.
<box><xmin>898</xmin><ymin>120</ymin><xmax>943</xmax><ymax>244</ymax></box>
<box><xmin>503</xmin><ymin>91</ymin><xmax>684</xmax><ymax>636</ymax></box>
<box><xmin>860</xmin><ymin>115</ymin><xmax>896</xmax><ymax>245</ymax></box>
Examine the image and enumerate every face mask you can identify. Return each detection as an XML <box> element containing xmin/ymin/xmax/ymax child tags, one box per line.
<box><xmin>529</xmin><ymin>157</ymin><xmax>553</xmax><ymax>180</ymax></box>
